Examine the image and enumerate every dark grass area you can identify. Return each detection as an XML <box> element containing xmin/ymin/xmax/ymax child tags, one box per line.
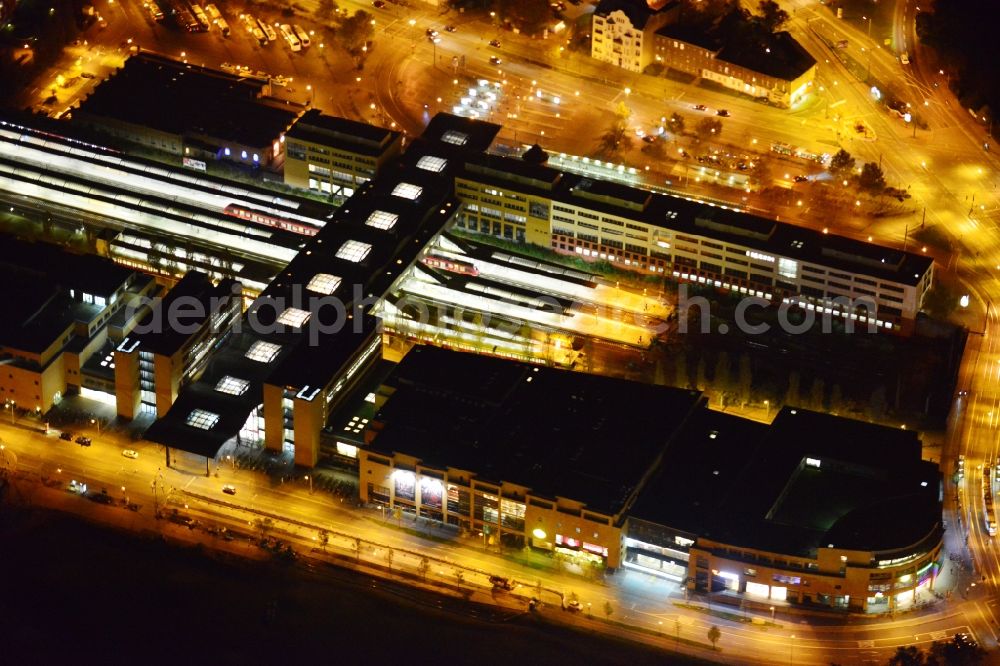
<box><xmin>0</xmin><ymin>507</ymin><xmax>706</xmax><ymax>665</ymax></box>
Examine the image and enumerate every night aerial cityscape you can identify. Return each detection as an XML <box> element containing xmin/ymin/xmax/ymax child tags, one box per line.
<box><xmin>0</xmin><ymin>0</ymin><xmax>997</xmax><ymax>662</ymax></box>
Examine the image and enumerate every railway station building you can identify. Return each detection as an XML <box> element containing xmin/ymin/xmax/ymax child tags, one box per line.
<box><xmin>0</xmin><ymin>236</ymin><xmax>154</xmax><ymax>413</ymax></box>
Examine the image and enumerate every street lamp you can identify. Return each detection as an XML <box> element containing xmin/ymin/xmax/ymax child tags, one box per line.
<box><xmin>770</xmin><ymin>605</ymin><xmax>775</xmax><ymax>621</ymax></box>
<box><xmin>305</xmin><ymin>474</ymin><xmax>313</xmax><ymax>494</ymax></box>
<box><xmin>862</xmin><ymin>15</ymin><xmax>872</xmax><ymax>39</ymax></box>
<box><xmin>90</xmin><ymin>417</ymin><xmax>101</xmax><ymax>433</ymax></box>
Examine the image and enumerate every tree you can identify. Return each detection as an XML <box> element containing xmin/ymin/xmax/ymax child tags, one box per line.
<box><xmin>318</xmin><ymin>529</ymin><xmax>329</xmax><ymax>552</ymax></box>
<box><xmin>695</xmin><ymin>117</ymin><xmax>723</xmax><ymax>140</ymax></box>
<box><xmin>337</xmin><ymin>10</ymin><xmax>374</xmax><ymax>54</ymax></box>
<box><xmin>859</xmin><ymin>162</ymin><xmax>887</xmax><ymax>192</ymax></box>
<box><xmin>829</xmin><ymin>148</ymin><xmax>856</xmax><ymax>174</ymax></box>
<box><xmin>354</xmin><ymin>536</ymin><xmax>362</xmax><ymax>562</ymax></box>
<box><xmin>495</xmin><ymin>0</ymin><xmax>551</xmax><ymax>32</ymax></box>
<box><xmin>868</xmin><ymin>385</ymin><xmax>888</xmax><ymax>422</ymax></box>
<box><xmin>786</xmin><ymin>371</ymin><xmax>800</xmax><ymax>406</ymax></box>
<box><xmin>921</xmin><ymin>283</ymin><xmax>959</xmax><ymax>320</ymax></box>
<box><xmin>714</xmin><ymin>351</ymin><xmax>733</xmax><ymax>398</ymax></box>
<box><xmin>830</xmin><ymin>383</ymin><xmax>843</xmax><ymax>413</ymax></box>
<box><xmin>419</xmin><ymin>556</ymin><xmax>430</xmax><ymax>581</ymax></box>
<box><xmin>809</xmin><ymin>377</ymin><xmax>825</xmax><ymax>411</ymax></box>
<box><xmin>756</xmin><ymin>0</ymin><xmax>789</xmax><ymax>33</ymax></box>
<box><xmin>456</xmin><ymin>570</ymin><xmax>465</xmax><ymax>588</ymax></box>
<box><xmin>707</xmin><ymin>625</ymin><xmax>721</xmax><ymax>650</ymax></box>
<box><xmin>315</xmin><ymin>0</ymin><xmax>338</xmax><ymax>21</ymax></box>
<box><xmin>696</xmin><ymin>356</ymin><xmax>708</xmax><ymax>391</ymax></box>
<box><xmin>254</xmin><ymin>517</ymin><xmax>274</xmax><ymax>540</ymax></box>
<box><xmin>667</xmin><ymin>112</ymin><xmax>686</xmax><ymax>135</ymax></box>
<box><xmin>737</xmin><ymin>353</ymin><xmax>753</xmax><ymax>405</ymax></box>
<box><xmin>675</xmin><ymin>350</ymin><xmax>690</xmax><ymax>389</ymax></box>
<box><xmin>889</xmin><ymin>645</ymin><xmax>926</xmax><ymax>666</ymax></box>
<box><xmin>596</xmin><ymin>102</ymin><xmax>634</xmax><ymax>157</ymax></box>
<box><xmin>603</xmin><ymin>600</ymin><xmax>614</xmax><ymax>619</ymax></box>
<box><xmin>385</xmin><ymin>547</ymin><xmax>394</xmax><ymax>570</ymax></box>
<box><xmin>928</xmin><ymin>634</ymin><xmax>986</xmax><ymax>664</ymax></box>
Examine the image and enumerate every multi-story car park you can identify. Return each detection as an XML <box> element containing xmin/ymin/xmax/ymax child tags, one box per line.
<box><xmin>359</xmin><ymin>346</ymin><xmax>942</xmax><ymax>613</ymax></box>
<box><xmin>447</xmin><ymin>148</ymin><xmax>933</xmax><ymax>333</ymax></box>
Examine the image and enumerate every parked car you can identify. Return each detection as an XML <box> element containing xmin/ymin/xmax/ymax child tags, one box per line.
<box><xmin>489</xmin><ymin>56</ymin><xmax>502</xmax><ymax>65</ymax></box>
<box><xmin>716</xmin><ymin>109</ymin><xmax>730</xmax><ymax>117</ymax></box>
<box><xmin>489</xmin><ymin>39</ymin><xmax>501</xmax><ymax>47</ymax></box>
<box><xmin>566</xmin><ymin>599</ymin><xmax>582</xmax><ymax>612</ymax></box>
<box><xmin>76</xmin><ymin>436</ymin><xmax>92</xmax><ymax>446</ymax></box>
<box><xmin>444</xmin><ymin>24</ymin><xmax>456</xmax><ymax>32</ymax></box>
<box><xmin>793</xmin><ymin>175</ymin><xmax>808</xmax><ymax>182</ymax></box>
<box><xmin>122</xmin><ymin>449</ymin><xmax>139</xmax><ymax>459</ymax></box>
<box><xmin>222</xmin><ymin>484</ymin><xmax>237</xmax><ymax>495</ymax></box>
<box><xmin>372</xmin><ymin>0</ymin><xmax>385</xmax><ymax>6</ymax></box>
<box><xmin>60</xmin><ymin>431</ymin><xmax>73</xmax><ymax>441</ymax></box>
<box><xmin>693</xmin><ymin>104</ymin><xmax>707</xmax><ymax>111</ymax></box>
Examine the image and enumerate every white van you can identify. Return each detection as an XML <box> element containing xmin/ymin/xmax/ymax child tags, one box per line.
<box><xmin>292</xmin><ymin>24</ymin><xmax>310</xmax><ymax>48</ymax></box>
<box><xmin>280</xmin><ymin>23</ymin><xmax>301</xmax><ymax>51</ymax></box>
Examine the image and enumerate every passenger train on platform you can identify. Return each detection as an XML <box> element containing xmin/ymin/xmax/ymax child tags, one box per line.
<box><xmin>223</xmin><ymin>204</ymin><xmax>319</xmax><ymax>236</ymax></box>
<box><xmin>420</xmin><ymin>254</ymin><xmax>480</xmax><ymax>276</ymax></box>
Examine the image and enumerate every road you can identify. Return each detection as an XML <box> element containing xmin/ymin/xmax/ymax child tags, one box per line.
<box><xmin>0</xmin><ymin>410</ymin><xmax>993</xmax><ymax>665</ymax></box>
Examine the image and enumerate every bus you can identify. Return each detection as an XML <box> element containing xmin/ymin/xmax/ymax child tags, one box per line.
<box><xmin>205</xmin><ymin>4</ymin><xmax>229</xmax><ymax>36</ymax></box>
<box><xmin>143</xmin><ymin>0</ymin><xmax>165</xmax><ymax>21</ymax></box>
<box><xmin>984</xmin><ymin>466</ymin><xmax>997</xmax><ymax>536</ymax></box>
<box><xmin>279</xmin><ymin>24</ymin><xmax>301</xmax><ymax>52</ymax></box>
<box><xmin>292</xmin><ymin>24</ymin><xmax>310</xmax><ymax>48</ymax></box>
<box><xmin>257</xmin><ymin>19</ymin><xmax>277</xmax><ymax>42</ymax></box>
<box><xmin>190</xmin><ymin>4</ymin><xmax>211</xmax><ymax>31</ymax></box>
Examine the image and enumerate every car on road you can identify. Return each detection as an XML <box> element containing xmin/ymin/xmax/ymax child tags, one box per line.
<box><xmin>425</xmin><ymin>28</ymin><xmax>438</xmax><ymax>37</ymax></box>
<box><xmin>372</xmin><ymin>0</ymin><xmax>385</xmax><ymax>6</ymax></box>
<box><xmin>122</xmin><ymin>449</ymin><xmax>139</xmax><ymax>459</ymax></box>
<box><xmin>716</xmin><ymin>109</ymin><xmax>730</xmax><ymax>117</ymax></box>
<box><xmin>489</xmin><ymin>575</ymin><xmax>516</xmax><ymax>590</ymax></box>
<box><xmin>489</xmin><ymin>56</ymin><xmax>502</xmax><ymax>65</ymax></box>
<box><xmin>80</xmin><ymin>71</ymin><xmax>95</xmax><ymax>79</ymax></box>
<box><xmin>793</xmin><ymin>175</ymin><xmax>808</xmax><ymax>183</ymax></box>
<box><xmin>565</xmin><ymin>599</ymin><xmax>582</xmax><ymax>612</ymax></box>
<box><xmin>642</xmin><ymin>134</ymin><xmax>657</xmax><ymax>143</ymax></box>
<box><xmin>693</xmin><ymin>104</ymin><xmax>707</xmax><ymax>111</ymax></box>
<box><xmin>528</xmin><ymin>597</ymin><xmax>541</xmax><ymax>611</ymax></box>
<box><xmin>489</xmin><ymin>39</ymin><xmax>501</xmax><ymax>47</ymax></box>
<box><xmin>444</xmin><ymin>24</ymin><xmax>456</xmax><ymax>32</ymax></box>
<box><xmin>75</xmin><ymin>436</ymin><xmax>91</xmax><ymax>446</ymax></box>
<box><xmin>60</xmin><ymin>431</ymin><xmax>73</xmax><ymax>441</ymax></box>
<box><xmin>222</xmin><ymin>484</ymin><xmax>237</xmax><ymax>495</ymax></box>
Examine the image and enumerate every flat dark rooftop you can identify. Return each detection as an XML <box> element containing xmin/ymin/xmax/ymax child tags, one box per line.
<box><xmin>133</xmin><ymin>272</ymin><xmax>239</xmax><ymax>357</ymax></box>
<box><xmin>0</xmin><ymin>235</ymin><xmax>133</xmax><ymax>298</ymax></box>
<box><xmin>422</xmin><ymin>113</ymin><xmax>501</xmax><ymax>154</ymax></box>
<box><xmin>717</xmin><ymin>31</ymin><xmax>816</xmax><ymax>82</ymax></box>
<box><xmin>77</xmin><ymin>53</ymin><xmax>300</xmax><ymax>148</ymax></box>
<box><xmin>368</xmin><ymin>346</ymin><xmax>704</xmax><ymax>516</ymax></box>
<box><xmin>288</xmin><ymin>109</ymin><xmax>400</xmax><ymax>154</ymax></box>
<box><xmin>632</xmin><ymin>407</ymin><xmax>941</xmax><ymax>556</ymax></box>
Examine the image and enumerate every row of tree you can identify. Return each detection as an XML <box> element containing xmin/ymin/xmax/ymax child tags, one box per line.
<box><xmin>671</xmin><ymin>349</ymin><xmax>890</xmax><ymax>421</ymax></box>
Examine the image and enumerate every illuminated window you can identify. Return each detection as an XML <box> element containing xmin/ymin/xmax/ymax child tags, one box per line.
<box><xmin>186</xmin><ymin>409</ymin><xmax>220</xmax><ymax>430</ymax></box>
<box><xmin>778</xmin><ymin>258</ymin><xmax>798</xmax><ymax>280</ymax></box>
<box><xmin>365</xmin><ymin>210</ymin><xmax>399</xmax><ymax>231</ymax></box>
<box><xmin>336</xmin><ymin>240</ymin><xmax>372</xmax><ymax>263</ymax></box>
<box><xmin>215</xmin><ymin>375</ymin><xmax>250</xmax><ymax>396</ymax></box>
<box><xmin>245</xmin><ymin>340</ymin><xmax>281</xmax><ymax>363</ymax></box>
<box><xmin>241</xmin><ymin>150</ymin><xmax>248</xmax><ymax>159</ymax></box>
<box><xmin>224</xmin><ymin>147</ymin><xmax>231</xmax><ymax>156</ymax></box>
<box><xmin>252</xmin><ymin>153</ymin><xmax>260</xmax><ymax>162</ymax></box>
<box><xmin>416</xmin><ymin>155</ymin><xmax>448</xmax><ymax>172</ymax></box>
<box><xmin>306</xmin><ymin>273</ymin><xmax>342</xmax><ymax>295</ymax></box>
<box><xmin>392</xmin><ymin>182</ymin><xmax>423</xmax><ymax>200</ymax></box>
<box><xmin>277</xmin><ymin>307</ymin><xmax>311</xmax><ymax>328</ymax></box>
<box><xmin>441</xmin><ymin>130</ymin><xmax>468</xmax><ymax>146</ymax></box>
